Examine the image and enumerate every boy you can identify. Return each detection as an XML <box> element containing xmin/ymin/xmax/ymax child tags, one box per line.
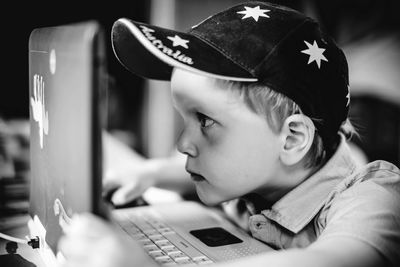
<box><xmin>59</xmin><ymin>1</ymin><xmax>400</xmax><ymax>267</ymax></box>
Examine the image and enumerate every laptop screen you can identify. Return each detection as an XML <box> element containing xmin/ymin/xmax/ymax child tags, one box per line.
<box><xmin>28</xmin><ymin>21</ymin><xmax>107</xmax><ymax>255</ymax></box>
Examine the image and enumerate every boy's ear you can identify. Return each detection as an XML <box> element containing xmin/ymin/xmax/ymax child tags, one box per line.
<box><xmin>279</xmin><ymin>114</ymin><xmax>315</xmax><ymax>166</ymax></box>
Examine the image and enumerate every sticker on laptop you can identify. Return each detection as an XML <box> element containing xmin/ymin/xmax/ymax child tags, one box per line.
<box><xmin>31</xmin><ymin>74</ymin><xmax>49</xmax><ymax>149</ymax></box>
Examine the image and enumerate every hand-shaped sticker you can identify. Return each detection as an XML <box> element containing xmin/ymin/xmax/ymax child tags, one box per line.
<box><xmin>31</xmin><ymin>74</ymin><xmax>49</xmax><ymax>149</ymax></box>
<box><xmin>54</xmin><ymin>198</ymin><xmax>72</xmax><ymax>233</ymax></box>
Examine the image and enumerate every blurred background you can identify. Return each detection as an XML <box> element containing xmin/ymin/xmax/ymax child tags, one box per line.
<box><xmin>0</xmin><ymin>0</ymin><xmax>399</xmax><ymax>264</ymax></box>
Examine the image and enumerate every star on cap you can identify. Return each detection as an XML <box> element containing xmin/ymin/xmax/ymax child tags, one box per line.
<box><xmin>167</xmin><ymin>35</ymin><xmax>189</xmax><ymax>49</ymax></box>
<box><xmin>237</xmin><ymin>6</ymin><xmax>270</xmax><ymax>21</ymax></box>
<box><xmin>301</xmin><ymin>40</ymin><xmax>328</xmax><ymax>69</ymax></box>
<box><xmin>346</xmin><ymin>85</ymin><xmax>350</xmax><ymax>106</ymax></box>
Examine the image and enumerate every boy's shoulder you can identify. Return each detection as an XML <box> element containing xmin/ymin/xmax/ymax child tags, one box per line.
<box><xmin>356</xmin><ymin>159</ymin><xmax>400</xmax><ymax>177</ymax></box>
<box><xmin>319</xmin><ymin>159</ymin><xmax>400</xmax><ymax>265</ymax></box>
<box><xmin>321</xmin><ymin>158</ymin><xmax>400</xmax><ymax>218</ymax></box>
<box><xmin>333</xmin><ymin>159</ymin><xmax>400</xmax><ymax>197</ymax></box>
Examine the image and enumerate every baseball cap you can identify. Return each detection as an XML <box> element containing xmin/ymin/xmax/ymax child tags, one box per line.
<box><xmin>111</xmin><ymin>1</ymin><xmax>350</xmax><ymax>148</ymax></box>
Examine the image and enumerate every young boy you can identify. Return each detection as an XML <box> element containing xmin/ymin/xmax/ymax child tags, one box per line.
<box><xmin>59</xmin><ymin>2</ymin><xmax>400</xmax><ymax>267</ymax></box>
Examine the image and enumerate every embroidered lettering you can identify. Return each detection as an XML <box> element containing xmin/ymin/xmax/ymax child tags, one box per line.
<box><xmin>139</xmin><ymin>25</ymin><xmax>194</xmax><ymax>65</ymax></box>
<box><xmin>140</xmin><ymin>25</ymin><xmax>155</xmax><ymax>33</ymax></box>
<box><xmin>152</xmin><ymin>40</ymin><xmax>163</xmax><ymax>48</ymax></box>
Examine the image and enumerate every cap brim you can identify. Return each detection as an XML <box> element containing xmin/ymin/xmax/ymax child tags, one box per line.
<box><xmin>111</xmin><ymin>18</ymin><xmax>257</xmax><ymax>82</ymax></box>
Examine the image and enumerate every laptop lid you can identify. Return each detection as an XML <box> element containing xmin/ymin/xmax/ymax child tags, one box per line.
<box><xmin>28</xmin><ymin>20</ymin><xmax>107</xmax><ymax>256</ymax></box>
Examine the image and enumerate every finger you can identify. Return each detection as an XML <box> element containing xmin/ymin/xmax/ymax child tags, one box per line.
<box><xmin>102</xmin><ymin>179</ymin><xmax>119</xmax><ymax>197</ymax></box>
<box><xmin>65</xmin><ymin>213</ymin><xmax>112</xmax><ymax>238</ymax></box>
<box><xmin>40</xmin><ymin>76</ymin><xmax>44</xmax><ymax>97</ymax></box>
<box><xmin>58</xmin><ymin>236</ymin><xmax>89</xmax><ymax>262</ymax></box>
<box><xmin>33</xmin><ymin>76</ymin><xmax>36</xmax><ymax>99</ymax></box>
<box><xmin>111</xmin><ymin>181</ymin><xmax>142</xmax><ymax>206</ymax></box>
<box><xmin>42</xmin><ymin>83</ymin><xmax>45</xmax><ymax>105</ymax></box>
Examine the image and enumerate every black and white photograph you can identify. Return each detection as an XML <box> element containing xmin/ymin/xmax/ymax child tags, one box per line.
<box><xmin>1</xmin><ymin>1</ymin><xmax>399</xmax><ymax>267</ymax></box>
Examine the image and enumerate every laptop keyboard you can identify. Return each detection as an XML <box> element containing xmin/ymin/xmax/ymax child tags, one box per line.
<box><xmin>114</xmin><ymin>212</ymin><xmax>214</xmax><ymax>266</ymax></box>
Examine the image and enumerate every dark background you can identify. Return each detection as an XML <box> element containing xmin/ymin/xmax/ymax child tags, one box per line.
<box><xmin>0</xmin><ymin>1</ymin><xmax>150</xmax><ymax>138</ymax></box>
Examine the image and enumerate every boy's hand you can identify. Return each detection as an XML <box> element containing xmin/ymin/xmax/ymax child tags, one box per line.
<box><xmin>58</xmin><ymin>213</ymin><xmax>157</xmax><ymax>267</ymax></box>
<box><xmin>103</xmin><ymin>160</ymin><xmax>158</xmax><ymax>206</ymax></box>
<box><xmin>102</xmin><ymin>131</ymin><xmax>158</xmax><ymax>206</ymax></box>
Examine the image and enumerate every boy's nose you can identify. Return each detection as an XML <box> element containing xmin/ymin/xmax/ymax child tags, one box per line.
<box><xmin>176</xmin><ymin>129</ymin><xmax>198</xmax><ymax>158</ymax></box>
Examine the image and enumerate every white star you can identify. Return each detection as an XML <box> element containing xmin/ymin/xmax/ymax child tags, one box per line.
<box><xmin>237</xmin><ymin>6</ymin><xmax>270</xmax><ymax>22</ymax></box>
<box><xmin>346</xmin><ymin>85</ymin><xmax>350</xmax><ymax>106</ymax></box>
<box><xmin>167</xmin><ymin>35</ymin><xmax>189</xmax><ymax>49</ymax></box>
<box><xmin>301</xmin><ymin>40</ymin><xmax>328</xmax><ymax>69</ymax></box>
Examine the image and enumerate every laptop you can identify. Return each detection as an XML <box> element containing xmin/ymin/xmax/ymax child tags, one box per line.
<box><xmin>28</xmin><ymin>20</ymin><xmax>107</xmax><ymax>265</ymax></box>
<box><xmin>28</xmin><ymin>21</ymin><xmax>273</xmax><ymax>267</ymax></box>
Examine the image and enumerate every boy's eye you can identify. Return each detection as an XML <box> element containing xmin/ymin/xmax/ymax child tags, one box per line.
<box><xmin>196</xmin><ymin>112</ymin><xmax>215</xmax><ymax>129</ymax></box>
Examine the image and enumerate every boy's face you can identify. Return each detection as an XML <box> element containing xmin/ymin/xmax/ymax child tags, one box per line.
<box><xmin>171</xmin><ymin>69</ymin><xmax>283</xmax><ymax>205</ymax></box>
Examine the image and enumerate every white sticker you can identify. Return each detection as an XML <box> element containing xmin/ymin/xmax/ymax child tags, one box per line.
<box><xmin>49</xmin><ymin>49</ymin><xmax>56</xmax><ymax>74</ymax></box>
<box><xmin>31</xmin><ymin>74</ymin><xmax>49</xmax><ymax>149</ymax></box>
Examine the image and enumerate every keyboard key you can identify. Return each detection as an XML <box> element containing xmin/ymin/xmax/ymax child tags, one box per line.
<box><xmin>148</xmin><ymin>221</ymin><xmax>169</xmax><ymax>229</ymax></box>
<box><xmin>144</xmin><ymin>245</ymin><xmax>160</xmax><ymax>253</ymax></box>
<box><xmin>154</xmin><ymin>255</ymin><xmax>170</xmax><ymax>261</ymax></box>
<box><xmin>143</xmin><ymin>229</ymin><xmax>158</xmax><ymax>235</ymax></box>
<box><xmin>193</xmin><ymin>256</ymin><xmax>214</xmax><ymax>264</ymax></box>
<box><xmin>161</xmin><ymin>246</ymin><xmax>179</xmax><ymax>254</ymax></box>
<box><xmin>174</xmin><ymin>257</ymin><xmax>193</xmax><ymax>265</ymax></box>
<box><xmin>135</xmin><ymin>223</ymin><xmax>154</xmax><ymax>231</ymax></box>
<box><xmin>168</xmin><ymin>251</ymin><xmax>187</xmax><ymax>260</ymax></box>
<box><xmin>192</xmin><ymin>256</ymin><xmax>207</xmax><ymax>261</ymax></box>
<box><xmin>155</xmin><ymin>240</ymin><xmax>173</xmax><ymax>247</ymax></box>
<box><xmin>198</xmin><ymin>261</ymin><xmax>214</xmax><ymax>265</ymax></box>
<box><xmin>118</xmin><ymin>213</ymin><xmax>211</xmax><ymax>265</ymax></box>
<box><xmin>149</xmin><ymin>234</ymin><xmax>165</xmax><ymax>242</ymax></box>
<box><xmin>163</xmin><ymin>232</ymin><xmax>206</xmax><ymax>259</ymax></box>
<box><xmin>139</xmin><ymin>239</ymin><xmax>154</xmax><ymax>246</ymax></box>
<box><xmin>173</xmin><ymin>256</ymin><xmax>190</xmax><ymax>262</ymax></box>
<box><xmin>164</xmin><ymin>262</ymin><xmax>178</xmax><ymax>266</ymax></box>
<box><xmin>155</xmin><ymin>256</ymin><xmax>176</xmax><ymax>265</ymax></box>
<box><xmin>158</xmin><ymin>228</ymin><xmax>174</xmax><ymax>234</ymax></box>
<box><xmin>148</xmin><ymin>250</ymin><xmax>167</xmax><ymax>258</ymax></box>
<box><xmin>127</xmin><ymin>228</ymin><xmax>142</xmax><ymax>235</ymax></box>
<box><xmin>131</xmin><ymin>233</ymin><xmax>147</xmax><ymax>240</ymax></box>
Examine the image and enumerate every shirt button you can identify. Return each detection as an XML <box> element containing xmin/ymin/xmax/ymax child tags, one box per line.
<box><xmin>254</xmin><ymin>221</ymin><xmax>266</xmax><ymax>230</ymax></box>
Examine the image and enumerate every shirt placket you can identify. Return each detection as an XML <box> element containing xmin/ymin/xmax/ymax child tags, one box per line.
<box><xmin>249</xmin><ymin>214</ymin><xmax>283</xmax><ymax>249</ymax></box>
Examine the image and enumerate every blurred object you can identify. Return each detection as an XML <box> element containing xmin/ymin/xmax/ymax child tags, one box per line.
<box><xmin>103</xmin><ymin>130</ymin><xmax>145</xmax><ymax>176</ymax></box>
<box><xmin>0</xmin><ymin>214</ymin><xmax>45</xmax><ymax>266</ymax></box>
<box><xmin>309</xmin><ymin>0</ymin><xmax>400</xmax><ymax>45</ymax></box>
<box><xmin>0</xmin><ymin>241</ymin><xmax>36</xmax><ymax>267</ymax></box>
<box><xmin>0</xmin><ymin>120</ymin><xmax>16</xmax><ymax>179</ymax></box>
<box><xmin>343</xmin><ymin>29</ymin><xmax>400</xmax><ymax>168</ymax></box>
<box><xmin>349</xmin><ymin>96</ymin><xmax>400</xmax><ymax>167</ymax></box>
<box><xmin>142</xmin><ymin>187</ymin><xmax>183</xmax><ymax>204</ymax></box>
<box><xmin>345</xmin><ymin>36</ymin><xmax>400</xmax><ymax>106</ymax></box>
<box><xmin>0</xmin><ymin>118</ymin><xmax>30</xmax><ymax>222</ymax></box>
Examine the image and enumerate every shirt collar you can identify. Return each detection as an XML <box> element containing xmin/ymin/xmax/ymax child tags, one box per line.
<box><xmin>259</xmin><ymin>135</ymin><xmax>358</xmax><ymax>234</ymax></box>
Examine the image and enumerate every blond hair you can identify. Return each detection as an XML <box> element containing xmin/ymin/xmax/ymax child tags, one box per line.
<box><xmin>218</xmin><ymin>80</ymin><xmax>355</xmax><ymax>169</ymax></box>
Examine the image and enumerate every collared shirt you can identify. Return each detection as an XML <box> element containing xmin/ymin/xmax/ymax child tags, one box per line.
<box><xmin>222</xmin><ymin>136</ymin><xmax>400</xmax><ymax>265</ymax></box>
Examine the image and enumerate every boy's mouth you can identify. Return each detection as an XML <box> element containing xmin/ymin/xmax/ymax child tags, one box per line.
<box><xmin>186</xmin><ymin>169</ymin><xmax>206</xmax><ymax>182</ymax></box>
